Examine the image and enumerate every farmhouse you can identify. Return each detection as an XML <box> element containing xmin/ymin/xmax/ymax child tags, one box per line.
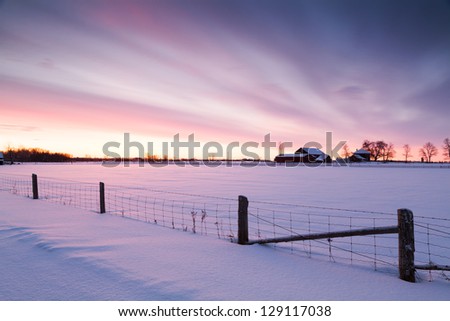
<box><xmin>0</xmin><ymin>152</ymin><xmax>4</xmax><ymax>165</ymax></box>
<box><xmin>274</xmin><ymin>147</ymin><xmax>331</xmax><ymax>164</ymax></box>
<box><xmin>349</xmin><ymin>149</ymin><xmax>371</xmax><ymax>162</ymax></box>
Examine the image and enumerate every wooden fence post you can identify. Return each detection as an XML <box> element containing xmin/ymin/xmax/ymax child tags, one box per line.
<box><xmin>398</xmin><ymin>208</ymin><xmax>415</xmax><ymax>282</ymax></box>
<box><xmin>238</xmin><ymin>195</ymin><xmax>249</xmax><ymax>245</ymax></box>
<box><xmin>99</xmin><ymin>182</ymin><xmax>106</xmax><ymax>214</ymax></box>
<box><xmin>32</xmin><ymin>173</ymin><xmax>39</xmax><ymax>199</ymax></box>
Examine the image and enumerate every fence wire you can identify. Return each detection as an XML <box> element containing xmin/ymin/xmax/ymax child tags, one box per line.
<box><xmin>247</xmin><ymin>201</ymin><xmax>398</xmax><ymax>274</ymax></box>
<box><xmin>247</xmin><ymin>200</ymin><xmax>450</xmax><ymax>282</ymax></box>
<box><xmin>414</xmin><ymin>216</ymin><xmax>450</xmax><ymax>282</ymax></box>
<box><xmin>104</xmin><ymin>186</ymin><xmax>237</xmax><ymax>240</ymax></box>
<box><xmin>0</xmin><ymin>174</ymin><xmax>32</xmax><ymax>197</ymax></box>
<box><xmin>39</xmin><ymin>178</ymin><xmax>99</xmax><ymax>211</ymax></box>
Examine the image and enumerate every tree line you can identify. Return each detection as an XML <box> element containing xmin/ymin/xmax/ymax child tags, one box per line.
<box><xmin>2</xmin><ymin>139</ymin><xmax>450</xmax><ymax>164</ymax></box>
<box><xmin>1</xmin><ymin>147</ymin><xmax>72</xmax><ymax>163</ymax></box>
<box><xmin>342</xmin><ymin>138</ymin><xmax>450</xmax><ymax>162</ymax></box>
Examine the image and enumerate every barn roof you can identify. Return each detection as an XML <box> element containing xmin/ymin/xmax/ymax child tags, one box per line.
<box><xmin>354</xmin><ymin>149</ymin><xmax>371</xmax><ymax>155</ymax></box>
<box><xmin>294</xmin><ymin>147</ymin><xmax>325</xmax><ymax>155</ymax></box>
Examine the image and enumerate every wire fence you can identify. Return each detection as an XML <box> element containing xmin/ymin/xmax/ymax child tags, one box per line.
<box><xmin>247</xmin><ymin>201</ymin><xmax>399</xmax><ymax>273</ymax></box>
<box><xmin>414</xmin><ymin>215</ymin><xmax>450</xmax><ymax>282</ymax></box>
<box><xmin>0</xmin><ymin>174</ymin><xmax>238</xmax><ymax>241</ymax></box>
<box><xmin>0</xmin><ymin>173</ymin><xmax>449</xmax><ymax>282</ymax></box>
<box><xmin>245</xmin><ymin>200</ymin><xmax>450</xmax><ymax>282</ymax></box>
<box><xmin>39</xmin><ymin>178</ymin><xmax>99</xmax><ymax>210</ymax></box>
<box><xmin>0</xmin><ymin>174</ymin><xmax>32</xmax><ymax>197</ymax></box>
<box><xmin>103</xmin><ymin>186</ymin><xmax>237</xmax><ymax>240</ymax></box>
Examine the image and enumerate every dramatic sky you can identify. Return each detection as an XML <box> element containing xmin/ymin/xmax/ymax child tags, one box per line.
<box><xmin>1</xmin><ymin>0</ymin><xmax>449</xmax><ymax>159</ymax></box>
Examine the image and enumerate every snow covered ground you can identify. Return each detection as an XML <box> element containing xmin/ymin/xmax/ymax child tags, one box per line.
<box><xmin>2</xmin><ymin>162</ymin><xmax>449</xmax><ymax>217</ymax></box>
<box><xmin>0</xmin><ymin>163</ymin><xmax>449</xmax><ymax>300</ymax></box>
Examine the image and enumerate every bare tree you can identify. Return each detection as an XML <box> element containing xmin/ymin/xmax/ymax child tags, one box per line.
<box><xmin>6</xmin><ymin>144</ymin><xmax>14</xmax><ymax>164</ymax></box>
<box><xmin>443</xmin><ymin>138</ymin><xmax>450</xmax><ymax>161</ymax></box>
<box><xmin>382</xmin><ymin>142</ymin><xmax>395</xmax><ymax>161</ymax></box>
<box><xmin>362</xmin><ymin>140</ymin><xmax>372</xmax><ymax>157</ymax></box>
<box><xmin>419</xmin><ymin>142</ymin><xmax>438</xmax><ymax>163</ymax></box>
<box><xmin>362</xmin><ymin>140</ymin><xmax>388</xmax><ymax>161</ymax></box>
<box><xmin>402</xmin><ymin>144</ymin><xmax>412</xmax><ymax>162</ymax></box>
<box><xmin>341</xmin><ymin>144</ymin><xmax>351</xmax><ymax>159</ymax></box>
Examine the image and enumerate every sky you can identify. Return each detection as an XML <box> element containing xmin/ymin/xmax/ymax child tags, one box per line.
<box><xmin>1</xmin><ymin>0</ymin><xmax>449</xmax><ymax>160</ymax></box>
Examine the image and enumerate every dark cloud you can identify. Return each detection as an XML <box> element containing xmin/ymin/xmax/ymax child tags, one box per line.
<box><xmin>405</xmin><ymin>77</ymin><xmax>450</xmax><ymax>116</ymax></box>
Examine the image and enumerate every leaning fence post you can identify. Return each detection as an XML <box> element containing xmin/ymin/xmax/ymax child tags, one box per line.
<box><xmin>32</xmin><ymin>173</ymin><xmax>39</xmax><ymax>199</ymax></box>
<box><xmin>99</xmin><ymin>182</ymin><xmax>106</xmax><ymax>214</ymax></box>
<box><xmin>398</xmin><ymin>208</ymin><xmax>415</xmax><ymax>282</ymax></box>
<box><xmin>238</xmin><ymin>195</ymin><xmax>249</xmax><ymax>245</ymax></box>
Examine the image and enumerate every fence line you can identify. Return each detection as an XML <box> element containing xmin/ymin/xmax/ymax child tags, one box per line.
<box><xmin>239</xmin><ymin>196</ymin><xmax>450</xmax><ymax>283</ymax></box>
<box><xmin>0</xmin><ymin>173</ymin><xmax>238</xmax><ymax>241</ymax></box>
<box><xmin>242</xmin><ymin>198</ymin><xmax>400</xmax><ymax>274</ymax></box>
<box><xmin>1</xmin><ymin>173</ymin><xmax>449</xmax><ymax>282</ymax></box>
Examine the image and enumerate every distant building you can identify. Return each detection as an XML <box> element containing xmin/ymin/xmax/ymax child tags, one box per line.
<box><xmin>0</xmin><ymin>152</ymin><xmax>4</xmax><ymax>165</ymax></box>
<box><xmin>274</xmin><ymin>147</ymin><xmax>331</xmax><ymax>164</ymax></box>
<box><xmin>349</xmin><ymin>149</ymin><xmax>371</xmax><ymax>162</ymax></box>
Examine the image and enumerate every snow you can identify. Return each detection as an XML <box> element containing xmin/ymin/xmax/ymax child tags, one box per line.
<box><xmin>0</xmin><ymin>163</ymin><xmax>449</xmax><ymax>300</ymax></box>
<box><xmin>354</xmin><ymin>149</ymin><xmax>371</xmax><ymax>154</ymax></box>
<box><xmin>295</xmin><ymin>147</ymin><xmax>325</xmax><ymax>155</ymax></box>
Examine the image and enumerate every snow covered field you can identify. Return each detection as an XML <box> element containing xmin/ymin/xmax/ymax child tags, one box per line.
<box><xmin>0</xmin><ymin>163</ymin><xmax>449</xmax><ymax>300</ymax></box>
<box><xmin>2</xmin><ymin>162</ymin><xmax>449</xmax><ymax>216</ymax></box>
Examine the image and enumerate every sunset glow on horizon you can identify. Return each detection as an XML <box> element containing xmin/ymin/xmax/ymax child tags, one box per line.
<box><xmin>1</xmin><ymin>0</ymin><xmax>449</xmax><ymax>160</ymax></box>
